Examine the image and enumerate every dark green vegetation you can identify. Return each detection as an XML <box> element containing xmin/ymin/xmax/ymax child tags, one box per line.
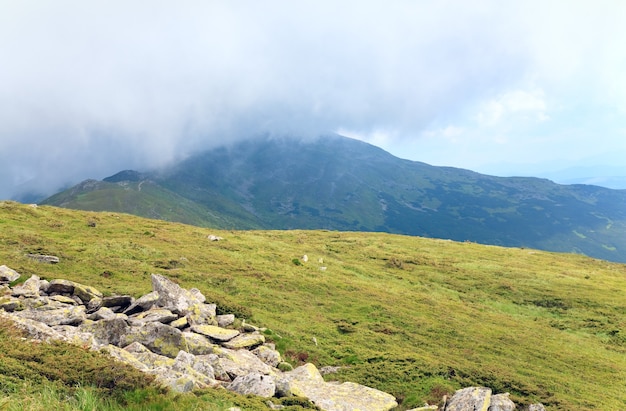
<box><xmin>2</xmin><ymin>201</ymin><xmax>625</xmax><ymax>410</ymax></box>
<box><xmin>42</xmin><ymin>135</ymin><xmax>626</xmax><ymax>263</ymax></box>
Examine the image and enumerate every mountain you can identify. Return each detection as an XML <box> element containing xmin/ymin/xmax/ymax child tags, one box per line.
<box><xmin>41</xmin><ymin>134</ymin><xmax>626</xmax><ymax>263</ymax></box>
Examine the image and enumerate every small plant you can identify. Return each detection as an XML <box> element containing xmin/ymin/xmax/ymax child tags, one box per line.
<box><xmin>292</xmin><ymin>258</ymin><xmax>302</xmax><ymax>266</ymax></box>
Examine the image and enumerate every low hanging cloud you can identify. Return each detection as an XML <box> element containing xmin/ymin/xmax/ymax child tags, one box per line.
<box><xmin>1</xmin><ymin>1</ymin><xmax>625</xmax><ymax>199</ymax></box>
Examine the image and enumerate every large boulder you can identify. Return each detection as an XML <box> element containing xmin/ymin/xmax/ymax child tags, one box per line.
<box><xmin>0</xmin><ymin>311</ymin><xmax>64</xmax><ymax>341</ymax></box>
<box><xmin>445</xmin><ymin>387</ymin><xmax>491</xmax><ymax>411</ymax></box>
<box><xmin>151</xmin><ymin>274</ymin><xmax>203</xmax><ymax>314</ymax></box>
<box><xmin>280</xmin><ymin>363</ymin><xmax>398</xmax><ymax>411</ymax></box>
<box><xmin>14</xmin><ymin>304</ymin><xmax>86</xmax><ymax>326</ymax></box>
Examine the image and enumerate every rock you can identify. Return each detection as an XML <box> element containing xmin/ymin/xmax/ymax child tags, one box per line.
<box><xmin>181</xmin><ymin>331</ymin><xmax>218</xmax><ymax>355</ymax></box>
<box><xmin>213</xmin><ymin>347</ymin><xmax>274</xmax><ymax>379</ymax></box>
<box><xmin>191</xmin><ymin>324</ymin><xmax>240</xmax><ymax>341</ymax></box>
<box><xmin>26</xmin><ymin>254</ymin><xmax>59</xmax><ymax>264</ymax></box>
<box><xmin>281</xmin><ymin>363</ymin><xmax>397</xmax><ymax>411</ymax></box>
<box><xmin>217</xmin><ymin>314</ymin><xmax>235</xmax><ymax>327</ymax></box>
<box><xmin>488</xmin><ymin>393</ymin><xmax>516</xmax><ymax>411</ymax></box>
<box><xmin>50</xmin><ymin>295</ymin><xmax>79</xmax><ymax>305</ymax></box>
<box><xmin>170</xmin><ymin>316</ymin><xmax>188</xmax><ymax>329</ymax></box>
<box><xmin>252</xmin><ymin>345</ymin><xmax>282</xmax><ymax>367</ymax></box>
<box><xmin>101</xmin><ymin>295</ymin><xmax>133</xmax><ymax>309</ymax></box>
<box><xmin>14</xmin><ymin>304</ymin><xmax>86</xmax><ymax>326</ymax></box>
<box><xmin>528</xmin><ymin>404</ymin><xmax>546</xmax><ymax>411</ymax></box>
<box><xmin>80</xmin><ymin>316</ymin><xmax>130</xmax><ymax>346</ymax></box>
<box><xmin>208</xmin><ymin>235</ymin><xmax>223</xmax><ymax>241</ymax></box>
<box><xmin>189</xmin><ymin>288</ymin><xmax>206</xmax><ymax>303</ymax></box>
<box><xmin>124</xmin><ymin>291</ymin><xmax>159</xmax><ymax>315</ymax></box>
<box><xmin>87</xmin><ymin>306</ymin><xmax>117</xmax><ymax>321</ymax></box>
<box><xmin>185</xmin><ymin>302</ymin><xmax>217</xmax><ymax>326</ymax></box>
<box><xmin>72</xmin><ymin>283</ymin><xmax>103</xmax><ymax>303</ymax></box>
<box><xmin>172</xmin><ymin>350</ymin><xmax>216</xmax><ymax>381</ymax></box>
<box><xmin>121</xmin><ymin>322</ymin><xmax>186</xmax><ymax>358</ymax></box>
<box><xmin>0</xmin><ymin>296</ymin><xmax>23</xmax><ymax>311</ymax></box>
<box><xmin>0</xmin><ymin>311</ymin><xmax>64</xmax><ymax>341</ymax></box>
<box><xmin>11</xmin><ymin>275</ymin><xmax>41</xmax><ymax>297</ymax></box>
<box><xmin>0</xmin><ymin>265</ymin><xmax>20</xmax><ymax>283</ymax></box>
<box><xmin>52</xmin><ymin>325</ymin><xmax>98</xmax><ymax>349</ymax></box>
<box><xmin>128</xmin><ymin>308</ymin><xmax>178</xmax><ymax>325</ymax></box>
<box><xmin>228</xmin><ymin>373</ymin><xmax>276</xmax><ymax>397</ymax></box>
<box><xmin>221</xmin><ymin>331</ymin><xmax>265</xmax><ymax>349</ymax></box>
<box><xmin>47</xmin><ymin>279</ymin><xmax>75</xmax><ymax>294</ymax></box>
<box><xmin>445</xmin><ymin>387</ymin><xmax>491</xmax><ymax>411</ymax></box>
<box><xmin>151</xmin><ymin>274</ymin><xmax>203</xmax><ymax>314</ymax></box>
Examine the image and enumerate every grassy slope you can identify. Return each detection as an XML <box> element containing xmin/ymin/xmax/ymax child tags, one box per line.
<box><xmin>1</xmin><ymin>201</ymin><xmax>625</xmax><ymax>410</ymax></box>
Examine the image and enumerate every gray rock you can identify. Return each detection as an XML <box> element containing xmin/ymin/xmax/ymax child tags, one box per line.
<box><xmin>0</xmin><ymin>265</ymin><xmax>20</xmax><ymax>283</ymax></box>
<box><xmin>87</xmin><ymin>306</ymin><xmax>117</xmax><ymax>321</ymax></box>
<box><xmin>181</xmin><ymin>331</ymin><xmax>217</xmax><ymax>355</ymax></box>
<box><xmin>0</xmin><ymin>311</ymin><xmax>63</xmax><ymax>341</ymax></box>
<box><xmin>217</xmin><ymin>314</ymin><xmax>235</xmax><ymax>327</ymax></box>
<box><xmin>528</xmin><ymin>404</ymin><xmax>546</xmax><ymax>411</ymax></box>
<box><xmin>151</xmin><ymin>274</ymin><xmax>203</xmax><ymax>314</ymax></box>
<box><xmin>445</xmin><ymin>387</ymin><xmax>491</xmax><ymax>411</ymax></box>
<box><xmin>11</xmin><ymin>275</ymin><xmax>41</xmax><ymax>298</ymax></box>
<box><xmin>488</xmin><ymin>393</ymin><xmax>516</xmax><ymax>411</ymax></box>
<box><xmin>191</xmin><ymin>324</ymin><xmax>240</xmax><ymax>341</ymax></box>
<box><xmin>47</xmin><ymin>279</ymin><xmax>75</xmax><ymax>294</ymax></box>
<box><xmin>221</xmin><ymin>331</ymin><xmax>265</xmax><ymax>349</ymax></box>
<box><xmin>102</xmin><ymin>294</ymin><xmax>133</xmax><ymax>309</ymax></box>
<box><xmin>26</xmin><ymin>254</ymin><xmax>59</xmax><ymax>264</ymax></box>
<box><xmin>14</xmin><ymin>304</ymin><xmax>86</xmax><ymax>326</ymax></box>
<box><xmin>128</xmin><ymin>308</ymin><xmax>178</xmax><ymax>325</ymax></box>
<box><xmin>228</xmin><ymin>373</ymin><xmax>276</xmax><ymax>398</ymax></box>
<box><xmin>80</xmin><ymin>316</ymin><xmax>130</xmax><ymax>346</ymax></box>
<box><xmin>281</xmin><ymin>363</ymin><xmax>397</xmax><ymax>411</ymax></box>
<box><xmin>121</xmin><ymin>321</ymin><xmax>185</xmax><ymax>358</ymax></box>
<box><xmin>213</xmin><ymin>347</ymin><xmax>274</xmax><ymax>379</ymax></box>
<box><xmin>124</xmin><ymin>291</ymin><xmax>159</xmax><ymax>315</ymax></box>
<box><xmin>252</xmin><ymin>345</ymin><xmax>282</xmax><ymax>367</ymax></box>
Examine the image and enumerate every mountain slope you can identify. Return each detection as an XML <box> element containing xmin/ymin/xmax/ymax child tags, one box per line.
<box><xmin>1</xmin><ymin>202</ymin><xmax>626</xmax><ymax>409</ymax></box>
<box><xmin>42</xmin><ymin>134</ymin><xmax>626</xmax><ymax>262</ymax></box>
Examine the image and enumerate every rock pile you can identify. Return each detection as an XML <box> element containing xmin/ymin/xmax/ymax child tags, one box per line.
<box><xmin>0</xmin><ymin>266</ymin><xmax>398</xmax><ymax>411</ymax></box>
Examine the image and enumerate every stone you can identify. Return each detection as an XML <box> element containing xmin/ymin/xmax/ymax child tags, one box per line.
<box><xmin>50</xmin><ymin>295</ymin><xmax>79</xmax><ymax>305</ymax></box>
<box><xmin>80</xmin><ymin>316</ymin><xmax>130</xmax><ymax>346</ymax></box>
<box><xmin>181</xmin><ymin>331</ymin><xmax>217</xmax><ymax>355</ymax></box>
<box><xmin>47</xmin><ymin>279</ymin><xmax>75</xmax><ymax>294</ymax></box>
<box><xmin>0</xmin><ymin>311</ymin><xmax>64</xmax><ymax>342</ymax></box>
<box><xmin>101</xmin><ymin>295</ymin><xmax>133</xmax><ymax>309</ymax></box>
<box><xmin>170</xmin><ymin>316</ymin><xmax>188</xmax><ymax>329</ymax></box>
<box><xmin>151</xmin><ymin>274</ymin><xmax>203</xmax><ymax>314</ymax></box>
<box><xmin>11</xmin><ymin>275</ymin><xmax>41</xmax><ymax>297</ymax></box>
<box><xmin>25</xmin><ymin>254</ymin><xmax>59</xmax><ymax>264</ymax></box>
<box><xmin>124</xmin><ymin>291</ymin><xmax>159</xmax><ymax>315</ymax></box>
<box><xmin>189</xmin><ymin>288</ymin><xmax>206</xmax><ymax>303</ymax></box>
<box><xmin>252</xmin><ymin>345</ymin><xmax>282</xmax><ymax>367</ymax></box>
<box><xmin>0</xmin><ymin>296</ymin><xmax>23</xmax><ymax>311</ymax></box>
<box><xmin>72</xmin><ymin>283</ymin><xmax>103</xmax><ymax>303</ymax></box>
<box><xmin>488</xmin><ymin>393</ymin><xmax>516</xmax><ymax>411</ymax></box>
<box><xmin>221</xmin><ymin>331</ymin><xmax>265</xmax><ymax>349</ymax></box>
<box><xmin>228</xmin><ymin>373</ymin><xmax>276</xmax><ymax>398</ymax></box>
<box><xmin>528</xmin><ymin>404</ymin><xmax>546</xmax><ymax>411</ymax></box>
<box><xmin>445</xmin><ymin>387</ymin><xmax>491</xmax><ymax>411</ymax></box>
<box><xmin>14</xmin><ymin>304</ymin><xmax>86</xmax><ymax>326</ymax></box>
<box><xmin>217</xmin><ymin>314</ymin><xmax>235</xmax><ymax>327</ymax></box>
<box><xmin>213</xmin><ymin>347</ymin><xmax>274</xmax><ymax>379</ymax></box>
<box><xmin>121</xmin><ymin>322</ymin><xmax>186</xmax><ymax>358</ymax></box>
<box><xmin>281</xmin><ymin>363</ymin><xmax>397</xmax><ymax>411</ymax></box>
<box><xmin>88</xmin><ymin>306</ymin><xmax>117</xmax><ymax>321</ymax></box>
<box><xmin>0</xmin><ymin>265</ymin><xmax>20</xmax><ymax>283</ymax></box>
<box><xmin>128</xmin><ymin>308</ymin><xmax>178</xmax><ymax>325</ymax></box>
<box><xmin>191</xmin><ymin>324</ymin><xmax>240</xmax><ymax>341</ymax></box>
<box><xmin>185</xmin><ymin>302</ymin><xmax>217</xmax><ymax>326</ymax></box>
<box><xmin>52</xmin><ymin>325</ymin><xmax>98</xmax><ymax>349</ymax></box>
<box><xmin>208</xmin><ymin>235</ymin><xmax>223</xmax><ymax>241</ymax></box>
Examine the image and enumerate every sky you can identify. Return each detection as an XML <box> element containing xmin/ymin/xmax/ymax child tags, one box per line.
<box><xmin>2</xmin><ymin>1</ymin><xmax>626</xmax><ymax>200</ymax></box>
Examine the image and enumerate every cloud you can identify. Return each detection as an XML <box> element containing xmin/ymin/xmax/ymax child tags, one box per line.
<box><xmin>1</xmin><ymin>1</ymin><xmax>626</xmax><ymax>198</ymax></box>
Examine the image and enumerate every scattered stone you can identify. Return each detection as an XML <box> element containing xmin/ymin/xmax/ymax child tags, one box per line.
<box><xmin>208</xmin><ymin>235</ymin><xmax>223</xmax><ymax>241</ymax></box>
<box><xmin>252</xmin><ymin>345</ymin><xmax>282</xmax><ymax>367</ymax></box>
<box><xmin>121</xmin><ymin>321</ymin><xmax>186</xmax><ymax>358</ymax></box>
<box><xmin>124</xmin><ymin>291</ymin><xmax>159</xmax><ymax>315</ymax></box>
<box><xmin>101</xmin><ymin>295</ymin><xmax>133</xmax><ymax>309</ymax></box>
<box><xmin>217</xmin><ymin>313</ymin><xmax>235</xmax><ymax>327</ymax></box>
<box><xmin>11</xmin><ymin>275</ymin><xmax>41</xmax><ymax>298</ymax></box>
<box><xmin>222</xmin><ymin>331</ymin><xmax>265</xmax><ymax>349</ymax></box>
<box><xmin>47</xmin><ymin>279</ymin><xmax>75</xmax><ymax>294</ymax></box>
<box><xmin>26</xmin><ymin>254</ymin><xmax>60</xmax><ymax>264</ymax></box>
<box><xmin>191</xmin><ymin>324</ymin><xmax>240</xmax><ymax>341</ymax></box>
<box><xmin>528</xmin><ymin>404</ymin><xmax>546</xmax><ymax>411</ymax></box>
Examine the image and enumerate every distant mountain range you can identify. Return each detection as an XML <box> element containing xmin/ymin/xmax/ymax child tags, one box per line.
<box><xmin>41</xmin><ymin>134</ymin><xmax>626</xmax><ymax>263</ymax></box>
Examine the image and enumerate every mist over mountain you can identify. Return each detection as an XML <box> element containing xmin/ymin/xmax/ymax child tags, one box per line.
<box><xmin>42</xmin><ymin>135</ymin><xmax>626</xmax><ymax>263</ymax></box>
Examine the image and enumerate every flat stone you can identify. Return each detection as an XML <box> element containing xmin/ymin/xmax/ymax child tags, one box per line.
<box><xmin>11</xmin><ymin>275</ymin><xmax>41</xmax><ymax>297</ymax></box>
<box><xmin>191</xmin><ymin>324</ymin><xmax>240</xmax><ymax>341</ymax></box>
<box><xmin>221</xmin><ymin>332</ymin><xmax>265</xmax><ymax>349</ymax></box>
<box><xmin>446</xmin><ymin>387</ymin><xmax>491</xmax><ymax>411</ymax></box>
<box><xmin>26</xmin><ymin>254</ymin><xmax>59</xmax><ymax>264</ymax></box>
<box><xmin>102</xmin><ymin>295</ymin><xmax>133</xmax><ymax>309</ymax></box>
<box><xmin>0</xmin><ymin>265</ymin><xmax>20</xmax><ymax>283</ymax></box>
<box><xmin>47</xmin><ymin>279</ymin><xmax>75</xmax><ymax>294</ymax></box>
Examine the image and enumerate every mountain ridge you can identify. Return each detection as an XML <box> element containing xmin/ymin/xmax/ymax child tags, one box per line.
<box><xmin>41</xmin><ymin>134</ymin><xmax>626</xmax><ymax>263</ymax></box>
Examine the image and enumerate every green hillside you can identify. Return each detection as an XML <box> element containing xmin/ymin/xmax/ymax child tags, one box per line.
<box><xmin>1</xmin><ymin>202</ymin><xmax>625</xmax><ymax>409</ymax></box>
<box><xmin>42</xmin><ymin>135</ymin><xmax>626</xmax><ymax>263</ymax></box>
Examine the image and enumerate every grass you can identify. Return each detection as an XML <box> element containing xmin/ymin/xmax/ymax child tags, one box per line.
<box><xmin>1</xmin><ymin>201</ymin><xmax>625</xmax><ymax>410</ymax></box>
